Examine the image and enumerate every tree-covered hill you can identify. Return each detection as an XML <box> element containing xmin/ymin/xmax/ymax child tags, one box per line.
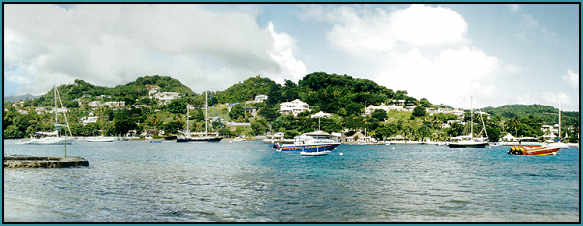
<box><xmin>483</xmin><ymin>104</ymin><xmax>579</xmax><ymax>127</ymax></box>
<box><xmin>215</xmin><ymin>75</ymin><xmax>279</xmax><ymax>104</ymax></box>
<box><xmin>297</xmin><ymin>72</ymin><xmax>416</xmax><ymax>116</ymax></box>
<box><xmin>214</xmin><ymin>72</ymin><xmax>419</xmax><ymax>117</ymax></box>
<box><xmin>29</xmin><ymin>75</ymin><xmax>195</xmax><ymax>107</ymax></box>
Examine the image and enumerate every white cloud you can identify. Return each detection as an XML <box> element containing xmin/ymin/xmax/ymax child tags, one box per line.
<box><xmin>562</xmin><ymin>69</ymin><xmax>579</xmax><ymax>89</ymax></box>
<box><xmin>4</xmin><ymin>4</ymin><xmax>306</xmax><ymax>95</ymax></box>
<box><xmin>389</xmin><ymin>5</ymin><xmax>468</xmax><ymax>46</ymax></box>
<box><xmin>326</xmin><ymin>5</ymin><xmax>468</xmax><ymax>55</ymax></box>
<box><xmin>320</xmin><ymin>5</ymin><xmax>500</xmax><ymax>108</ymax></box>
<box><xmin>266</xmin><ymin>22</ymin><xmax>307</xmax><ymax>83</ymax></box>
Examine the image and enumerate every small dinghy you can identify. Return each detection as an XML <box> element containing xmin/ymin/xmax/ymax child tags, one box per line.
<box><xmin>300</xmin><ymin>151</ymin><xmax>330</xmax><ymax>156</ymax></box>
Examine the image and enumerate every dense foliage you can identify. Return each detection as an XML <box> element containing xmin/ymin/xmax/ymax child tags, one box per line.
<box><xmin>3</xmin><ymin>73</ymin><xmax>580</xmax><ymax>143</ymax></box>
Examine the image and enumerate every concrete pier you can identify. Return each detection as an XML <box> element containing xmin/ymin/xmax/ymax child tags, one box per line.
<box><xmin>3</xmin><ymin>156</ymin><xmax>89</xmax><ymax>168</ymax></box>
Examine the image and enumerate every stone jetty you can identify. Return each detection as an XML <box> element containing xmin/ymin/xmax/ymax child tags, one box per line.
<box><xmin>3</xmin><ymin>156</ymin><xmax>89</xmax><ymax>168</ymax></box>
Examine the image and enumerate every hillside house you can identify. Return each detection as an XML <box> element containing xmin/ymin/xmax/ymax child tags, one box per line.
<box><xmin>80</xmin><ymin>116</ymin><xmax>99</xmax><ymax>125</ymax></box>
<box><xmin>280</xmin><ymin>99</ymin><xmax>309</xmax><ymax>116</ymax></box>
<box><xmin>153</xmin><ymin>92</ymin><xmax>180</xmax><ymax>105</ymax></box>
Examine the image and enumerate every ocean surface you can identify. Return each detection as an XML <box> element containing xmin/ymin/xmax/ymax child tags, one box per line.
<box><xmin>3</xmin><ymin>139</ymin><xmax>580</xmax><ymax>222</ymax></box>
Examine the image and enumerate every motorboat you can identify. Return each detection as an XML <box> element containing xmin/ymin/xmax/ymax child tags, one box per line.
<box><xmin>274</xmin><ymin>130</ymin><xmax>340</xmax><ymax>152</ymax></box>
<box><xmin>508</xmin><ymin>145</ymin><xmax>559</xmax><ymax>156</ymax></box>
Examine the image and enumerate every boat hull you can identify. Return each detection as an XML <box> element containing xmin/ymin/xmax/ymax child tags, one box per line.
<box><xmin>177</xmin><ymin>137</ymin><xmax>223</xmax><ymax>142</ymax></box>
<box><xmin>300</xmin><ymin>151</ymin><xmax>330</xmax><ymax>156</ymax></box>
<box><xmin>276</xmin><ymin>143</ymin><xmax>340</xmax><ymax>152</ymax></box>
<box><xmin>508</xmin><ymin>145</ymin><xmax>559</xmax><ymax>156</ymax></box>
<box><xmin>23</xmin><ymin>138</ymin><xmax>73</xmax><ymax>145</ymax></box>
<box><xmin>447</xmin><ymin>142</ymin><xmax>488</xmax><ymax>148</ymax></box>
<box><xmin>86</xmin><ymin>137</ymin><xmax>116</xmax><ymax>142</ymax></box>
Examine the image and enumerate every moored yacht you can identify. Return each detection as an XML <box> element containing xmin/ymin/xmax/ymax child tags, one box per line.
<box><xmin>447</xmin><ymin>97</ymin><xmax>488</xmax><ymax>148</ymax></box>
<box><xmin>177</xmin><ymin>91</ymin><xmax>223</xmax><ymax>143</ymax></box>
<box><xmin>274</xmin><ymin>130</ymin><xmax>340</xmax><ymax>152</ymax></box>
<box><xmin>23</xmin><ymin>86</ymin><xmax>73</xmax><ymax>145</ymax></box>
<box><xmin>447</xmin><ymin>135</ymin><xmax>488</xmax><ymax>148</ymax></box>
<box><xmin>23</xmin><ymin>131</ymin><xmax>73</xmax><ymax>145</ymax></box>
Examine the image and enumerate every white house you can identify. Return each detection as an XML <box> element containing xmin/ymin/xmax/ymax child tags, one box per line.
<box><xmin>245</xmin><ymin>94</ymin><xmax>269</xmax><ymax>105</ymax></box>
<box><xmin>80</xmin><ymin>116</ymin><xmax>99</xmax><ymax>125</ymax></box>
<box><xmin>280</xmin><ymin>99</ymin><xmax>310</xmax><ymax>116</ymax></box>
<box><xmin>365</xmin><ymin>103</ymin><xmax>409</xmax><ymax>115</ymax></box>
<box><xmin>501</xmin><ymin>133</ymin><xmax>519</xmax><ymax>142</ymax></box>
<box><xmin>153</xmin><ymin>92</ymin><xmax>180</xmax><ymax>105</ymax></box>
<box><xmin>50</xmin><ymin>107</ymin><xmax>68</xmax><ymax>113</ymax></box>
<box><xmin>541</xmin><ymin>124</ymin><xmax>559</xmax><ymax>140</ymax></box>
<box><xmin>104</xmin><ymin>101</ymin><xmax>125</xmax><ymax>108</ymax></box>
<box><xmin>255</xmin><ymin>94</ymin><xmax>268</xmax><ymax>102</ymax></box>
<box><xmin>146</xmin><ymin>85</ymin><xmax>160</xmax><ymax>97</ymax></box>
<box><xmin>88</xmin><ymin>101</ymin><xmax>101</xmax><ymax>107</ymax></box>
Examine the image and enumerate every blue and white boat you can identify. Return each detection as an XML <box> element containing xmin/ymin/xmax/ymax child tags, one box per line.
<box><xmin>273</xmin><ymin>130</ymin><xmax>340</xmax><ymax>153</ymax></box>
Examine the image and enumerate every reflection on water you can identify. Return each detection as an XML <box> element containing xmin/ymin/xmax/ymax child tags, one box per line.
<box><xmin>3</xmin><ymin>140</ymin><xmax>579</xmax><ymax>222</ymax></box>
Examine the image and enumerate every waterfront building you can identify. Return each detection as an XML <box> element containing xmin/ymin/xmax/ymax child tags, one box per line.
<box><xmin>501</xmin><ymin>133</ymin><xmax>519</xmax><ymax>142</ymax></box>
<box><xmin>541</xmin><ymin>124</ymin><xmax>559</xmax><ymax>141</ymax></box>
<box><xmin>345</xmin><ymin>131</ymin><xmax>376</xmax><ymax>143</ymax></box>
<box><xmin>280</xmin><ymin>99</ymin><xmax>310</xmax><ymax>116</ymax></box>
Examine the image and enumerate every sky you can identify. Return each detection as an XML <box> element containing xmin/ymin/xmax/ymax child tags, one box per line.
<box><xmin>3</xmin><ymin>4</ymin><xmax>580</xmax><ymax>111</ymax></box>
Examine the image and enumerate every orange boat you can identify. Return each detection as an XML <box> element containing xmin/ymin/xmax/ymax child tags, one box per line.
<box><xmin>507</xmin><ymin>145</ymin><xmax>559</xmax><ymax>156</ymax></box>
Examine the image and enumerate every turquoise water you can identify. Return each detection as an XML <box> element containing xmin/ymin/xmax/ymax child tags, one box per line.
<box><xmin>3</xmin><ymin>140</ymin><xmax>580</xmax><ymax>222</ymax></box>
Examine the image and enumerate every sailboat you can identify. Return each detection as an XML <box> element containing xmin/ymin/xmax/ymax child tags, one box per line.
<box><xmin>87</xmin><ymin>106</ymin><xmax>116</xmax><ymax>142</ymax></box>
<box><xmin>23</xmin><ymin>86</ymin><xmax>73</xmax><ymax>145</ymax></box>
<box><xmin>177</xmin><ymin>91</ymin><xmax>223</xmax><ymax>142</ymax></box>
<box><xmin>448</xmin><ymin>97</ymin><xmax>488</xmax><ymax>148</ymax></box>
<box><xmin>545</xmin><ymin>104</ymin><xmax>569</xmax><ymax>149</ymax></box>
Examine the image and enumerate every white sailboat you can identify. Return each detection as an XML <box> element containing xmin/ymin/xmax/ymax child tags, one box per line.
<box><xmin>87</xmin><ymin>107</ymin><xmax>116</xmax><ymax>142</ymax></box>
<box><xmin>448</xmin><ymin>97</ymin><xmax>488</xmax><ymax>148</ymax></box>
<box><xmin>545</xmin><ymin>104</ymin><xmax>569</xmax><ymax>149</ymax></box>
<box><xmin>23</xmin><ymin>86</ymin><xmax>73</xmax><ymax>145</ymax></box>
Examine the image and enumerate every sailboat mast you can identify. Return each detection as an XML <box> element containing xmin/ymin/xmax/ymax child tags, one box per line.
<box><xmin>205</xmin><ymin>91</ymin><xmax>208</xmax><ymax>135</ymax></box>
<box><xmin>558</xmin><ymin>104</ymin><xmax>561</xmax><ymax>142</ymax></box>
<box><xmin>470</xmin><ymin>97</ymin><xmax>473</xmax><ymax>138</ymax></box>
<box><xmin>54</xmin><ymin>86</ymin><xmax>58</xmax><ymax>128</ymax></box>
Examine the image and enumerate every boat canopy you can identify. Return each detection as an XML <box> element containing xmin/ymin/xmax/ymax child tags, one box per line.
<box><xmin>303</xmin><ymin>130</ymin><xmax>331</xmax><ymax>137</ymax></box>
